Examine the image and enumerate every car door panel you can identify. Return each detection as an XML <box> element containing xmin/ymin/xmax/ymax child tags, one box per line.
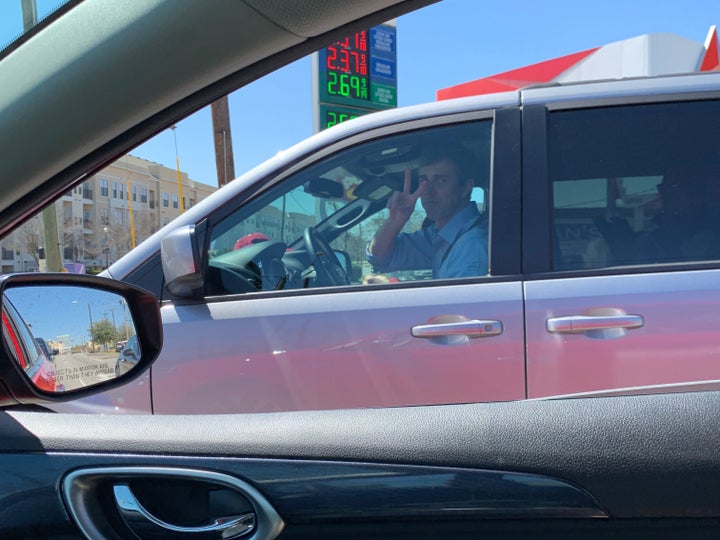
<box><xmin>47</xmin><ymin>372</ymin><xmax>153</xmax><ymax>414</ymax></box>
<box><xmin>521</xmin><ymin>93</ymin><xmax>720</xmax><ymax>401</ymax></box>
<box><xmin>153</xmin><ymin>282</ymin><xmax>525</xmax><ymax>413</ymax></box>
<box><xmin>4</xmin><ymin>391</ymin><xmax>720</xmax><ymax>538</ymax></box>
<box><xmin>525</xmin><ymin>270</ymin><xmax>720</xmax><ymax>398</ymax></box>
<box><xmin>6</xmin><ymin>455</ymin><xmax>604</xmax><ymax>537</ymax></box>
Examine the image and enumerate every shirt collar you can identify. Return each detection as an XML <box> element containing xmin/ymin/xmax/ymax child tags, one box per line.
<box><xmin>433</xmin><ymin>203</ymin><xmax>481</xmax><ymax>244</ymax></box>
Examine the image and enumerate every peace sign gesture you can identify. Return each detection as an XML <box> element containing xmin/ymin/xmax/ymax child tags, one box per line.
<box><xmin>387</xmin><ymin>168</ymin><xmax>425</xmax><ymax>225</ymax></box>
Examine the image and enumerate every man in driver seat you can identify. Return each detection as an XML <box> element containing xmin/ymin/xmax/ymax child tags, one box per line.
<box><xmin>367</xmin><ymin>146</ymin><xmax>487</xmax><ymax>279</ymax></box>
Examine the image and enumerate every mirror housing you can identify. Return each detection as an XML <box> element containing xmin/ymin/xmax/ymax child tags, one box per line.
<box><xmin>161</xmin><ymin>224</ymin><xmax>203</xmax><ymax>298</ymax></box>
<box><xmin>0</xmin><ymin>273</ymin><xmax>162</xmax><ymax>407</ymax></box>
<box><xmin>304</xmin><ymin>178</ymin><xmax>344</xmax><ymax>199</ymax></box>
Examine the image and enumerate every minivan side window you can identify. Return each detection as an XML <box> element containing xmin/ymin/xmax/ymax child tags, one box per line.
<box><xmin>204</xmin><ymin>121</ymin><xmax>493</xmax><ymax>295</ymax></box>
<box><xmin>550</xmin><ymin>100</ymin><xmax>720</xmax><ymax>270</ymax></box>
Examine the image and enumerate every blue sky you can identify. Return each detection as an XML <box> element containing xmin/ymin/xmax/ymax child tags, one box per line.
<box><xmin>6</xmin><ymin>285</ymin><xmax>130</xmax><ymax>345</ymax></box>
<box><xmin>2</xmin><ymin>0</ymin><xmax>718</xmax><ymax>187</ymax></box>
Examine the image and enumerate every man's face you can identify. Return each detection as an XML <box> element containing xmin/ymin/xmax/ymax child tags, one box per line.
<box><xmin>419</xmin><ymin>158</ymin><xmax>472</xmax><ymax>229</ymax></box>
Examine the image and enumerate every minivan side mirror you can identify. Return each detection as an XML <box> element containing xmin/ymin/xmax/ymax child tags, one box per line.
<box><xmin>0</xmin><ymin>273</ymin><xmax>162</xmax><ymax>407</ymax></box>
<box><xmin>161</xmin><ymin>224</ymin><xmax>203</xmax><ymax>299</ymax></box>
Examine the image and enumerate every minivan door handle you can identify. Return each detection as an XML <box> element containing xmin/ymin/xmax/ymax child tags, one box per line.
<box><xmin>546</xmin><ymin>314</ymin><xmax>644</xmax><ymax>334</ymax></box>
<box><xmin>411</xmin><ymin>319</ymin><xmax>503</xmax><ymax>339</ymax></box>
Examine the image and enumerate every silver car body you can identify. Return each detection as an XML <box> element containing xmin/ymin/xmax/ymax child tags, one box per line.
<box><xmin>53</xmin><ymin>71</ymin><xmax>720</xmax><ymax>413</ymax></box>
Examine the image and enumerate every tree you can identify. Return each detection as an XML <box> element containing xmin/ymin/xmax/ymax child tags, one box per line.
<box><xmin>133</xmin><ymin>208</ymin><xmax>158</xmax><ymax>245</ymax></box>
<box><xmin>115</xmin><ymin>322</ymin><xmax>134</xmax><ymax>343</ymax></box>
<box><xmin>17</xmin><ymin>216</ymin><xmax>42</xmax><ymax>268</ymax></box>
<box><xmin>90</xmin><ymin>319</ymin><xmax>116</xmax><ymax>350</ymax></box>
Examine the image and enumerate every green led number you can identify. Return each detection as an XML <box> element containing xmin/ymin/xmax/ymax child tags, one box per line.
<box><xmin>327</xmin><ymin>111</ymin><xmax>337</xmax><ymax>128</ymax></box>
<box><xmin>349</xmin><ymin>76</ymin><xmax>361</xmax><ymax>97</ymax></box>
<box><xmin>326</xmin><ymin>111</ymin><xmax>357</xmax><ymax>128</ymax></box>
<box><xmin>327</xmin><ymin>71</ymin><xmax>337</xmax><ymax>94</ymax></box>
<box><xmin>338</xmin><ymin>74</ymin><xmax>350</xmax><ymax>96</ymax></box>
<box><xmin>328</xmin><ymin>72</ymin><xmax>364</xmax><ymax>99</ymax></box>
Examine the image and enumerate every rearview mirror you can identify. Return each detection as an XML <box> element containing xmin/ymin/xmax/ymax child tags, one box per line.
<box><xmin>303</xmin><ymin>178</ymin><xmax>344</xmax><ymax>199</ymax></box>
<box><xmin>0</xmin><ymin>273</ymin><xmax>161</xmax><ymax>406</ymax></box>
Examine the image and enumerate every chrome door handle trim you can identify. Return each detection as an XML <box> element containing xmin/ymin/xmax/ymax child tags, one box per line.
<box><xmin>62</xmin><ymin>466</ymin><xmax>284</xmax><ymax>540</ymax></box>
<box><xmin>411</xmin><ymin>320</ymin><xmax>503</xmax><ymax>338</ymax></box>
<box><xmin>546</xmin><ymin>314</ymin><xmax>644</xmax><ymax>334</ymax></box>
<box><xmin>114</xmin><ymin>483</ymin><xmax>255</xmax><ymax>538</ymax></box>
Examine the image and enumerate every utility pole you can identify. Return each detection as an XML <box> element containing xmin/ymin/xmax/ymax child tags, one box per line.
<box><xmin>211</xmin><ymin>97</ymin><xmax>236</xmax><ymax>187</ymax></box>
<box><xmin>126</xmin><ymin>179</ymin><xmax>136</xmax><ymax>247</ymax></box>
<box><xmin>22</xmin><ymin>0</ymin><xmax>63</xmax><ymax>271</ymax></box>
<box><xmin>171</xmin><ymin>126</ymin><xmax>185</xmax><ymax>213</ymax></box>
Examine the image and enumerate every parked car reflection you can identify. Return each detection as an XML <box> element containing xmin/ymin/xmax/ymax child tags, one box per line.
<box><xmin>115</xmin><ymin>335</ymin><xmax>140</xmax><ymax>377</ymax></box>
<box><xmin>1</xmin><ymin>298</ymin><xmax>63</xmax><ymax>392</ymax></box>
<box><xmin>36</xmin><ymin>337</ymin><xmax>59</xmax><ymax>362</ymax></box>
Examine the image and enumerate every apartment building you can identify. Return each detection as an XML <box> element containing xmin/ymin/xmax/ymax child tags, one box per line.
<box><xmin>1</xmin><ymin>155</ymin><xmax>216</xmax><ymax>273</ymax></box>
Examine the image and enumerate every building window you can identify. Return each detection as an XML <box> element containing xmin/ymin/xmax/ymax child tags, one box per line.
<box><xmin>112</xmin><ymin>182</ymin><xmax>118</xmax><ymax>199</ymax></box>
<box><xmin>100</xmin><ymin>179</ymin><xmax>109</xmax><ymax>197</ymax></box>
<box><xmin>172</xmin><ymin>194</ymin><xmax>179</xmax><ymax>209</ymax></box>
<box><xmin>119</xmin><ymin>183</ymin><xmax>125</xmax><ymax>201</ymax></box>
<box><xmin>163</xmin><ymin>192</ymin><xmax>169</xmax><ymax>207</ymax></box>
<box><xmin>140</xmin><ymin>188</ymin><xmax>148</xmax><ymax>203</ymax></box>
<box><xmin>132</xmin><ymin>185</ymin><xmax>137</xmax><ymax>202</ymax></box>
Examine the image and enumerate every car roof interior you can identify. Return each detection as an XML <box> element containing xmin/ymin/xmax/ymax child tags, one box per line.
<box><xmin>0</xmin><ymin>0</ymin><xmax>437</xmax><ymax>237</ymax></box>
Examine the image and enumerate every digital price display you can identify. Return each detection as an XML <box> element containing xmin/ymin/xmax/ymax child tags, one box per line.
<box><xmin>321</xmin><ymin>105</ymin><xmax>361</xmax><ymax>129</ymax></box>
<box><xmin>326</xmin><ymin>31</ymin><xmax>369</xmax><ymax>101</ymax></box>
<box><xmin>313</xmin><ymin>23</ymin><xmax>397</xmax><ymax>132</ymax></box>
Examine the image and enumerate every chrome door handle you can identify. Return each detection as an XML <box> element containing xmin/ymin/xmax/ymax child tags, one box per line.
<box><xmin>114</xmin><ymin>484</ymin><xmax>255</xmax><ymax>539</ymax></box>
<box><xmin>411</xmin><ymin>320</ymin><xmax>503</xmax><ymax>338</ymax></box>
<box><xmin>546</xmin><ymin>314</ymin><xmax>644</xmax><ymax>334</ymax></box>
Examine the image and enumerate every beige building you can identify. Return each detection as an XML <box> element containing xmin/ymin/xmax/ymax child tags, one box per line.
<box><xmin>1</xmin><ymin>154</ymin><xmax>216</xmax><ymax>273</ymax></box>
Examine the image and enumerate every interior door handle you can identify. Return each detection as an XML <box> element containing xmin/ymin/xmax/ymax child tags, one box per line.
<box><xmin>546</xmin><ymin>314</ymin><xmax>644</xmax><ymax>334</ymax></box>
<box><xmin>411</xmin><ymin>320</ymin><xmax>503</xmax><ymax>338</ymax></box>
<box><xmin>114</xmin><ymin>484</ymin><xmax>255</xmax><ymax>539</ymax></box>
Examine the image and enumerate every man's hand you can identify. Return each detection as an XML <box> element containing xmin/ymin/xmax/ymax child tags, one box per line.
<box><xmin>387</xmin><ymin>168</ymin><xmax>426</xmax><ymax>225</ymax></box>
<box><xmin>368</xmin><ymin>169</ymin><xmax>425</xmax><ymax>257</ymax></box>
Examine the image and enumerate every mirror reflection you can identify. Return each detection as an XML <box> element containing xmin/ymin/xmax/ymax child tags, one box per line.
<box><xmin>2</xmin><ymin>286</ymin><xmax>141</xmax><ymax>393</ymax></box>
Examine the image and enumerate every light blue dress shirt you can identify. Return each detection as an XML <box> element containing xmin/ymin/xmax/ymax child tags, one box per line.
<box><xmin>367</xmin><ymin>203</ymin><xmax>487</xmax><ymax>278</ymax></box>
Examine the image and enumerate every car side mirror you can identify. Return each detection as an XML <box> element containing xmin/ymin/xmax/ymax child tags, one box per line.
<box><xmin>0</xmin><ymin>273</ymin><xmax>161</xmax><ymax>407</ymax></box>
<box><xmin>161</xmin><ymin>224</ymin><xmax>203</xmax><ymax>298</ymax></box>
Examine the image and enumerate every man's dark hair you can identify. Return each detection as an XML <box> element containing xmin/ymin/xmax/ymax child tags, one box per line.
<box><xmin>419</xmin><ymin>145</ymin><xmax>476</xmax><ymax>182</ymax></box>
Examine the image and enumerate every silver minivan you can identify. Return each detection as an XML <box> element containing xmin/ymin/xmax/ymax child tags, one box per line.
<box><xmin>57</xmin><ymin>71</ymin><xmax>720</xmax><ymax>414</ymax></box>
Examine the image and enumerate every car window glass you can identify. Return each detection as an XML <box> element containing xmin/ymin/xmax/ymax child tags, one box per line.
<box><xmin>550</xmin><ymin>100</ymin><xmax>720</xmax><ymax>270</ymax></box>
<box><xmin>0</xmin><ymin>1</ymin><xmax>72</xmax><ymax>59</ymax></box>
<box><xmin>205</xmin><ymin>121</ymin><xmax>492</xmax><ymax>294</ymax></box>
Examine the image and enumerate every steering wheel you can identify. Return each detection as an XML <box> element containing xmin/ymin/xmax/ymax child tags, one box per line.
<box><xmin>303</xmin><ymin>226</ymin><xmax>349</xmax><ymax>286</ymax></box>
<box><xmin>208</xmin><ymin>240</ymin><xmax>287</xmax><ymax>293</ymax></box>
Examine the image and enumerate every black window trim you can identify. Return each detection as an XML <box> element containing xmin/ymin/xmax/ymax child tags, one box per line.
<box><xmin>522</xmin><ymin>91</ymin><xmax>720</xmax><ymax>279</ymax></box>
<box><xmin>197</xmin><ymin>108</ymin><xmax>523</xmax><ymax>302</ymax></box>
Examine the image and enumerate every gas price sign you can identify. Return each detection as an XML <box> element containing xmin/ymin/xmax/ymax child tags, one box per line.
<box><xmin>313</xmin><ymin>23</ymin><xmax>397</xmax><ymax>132</ymax></box>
